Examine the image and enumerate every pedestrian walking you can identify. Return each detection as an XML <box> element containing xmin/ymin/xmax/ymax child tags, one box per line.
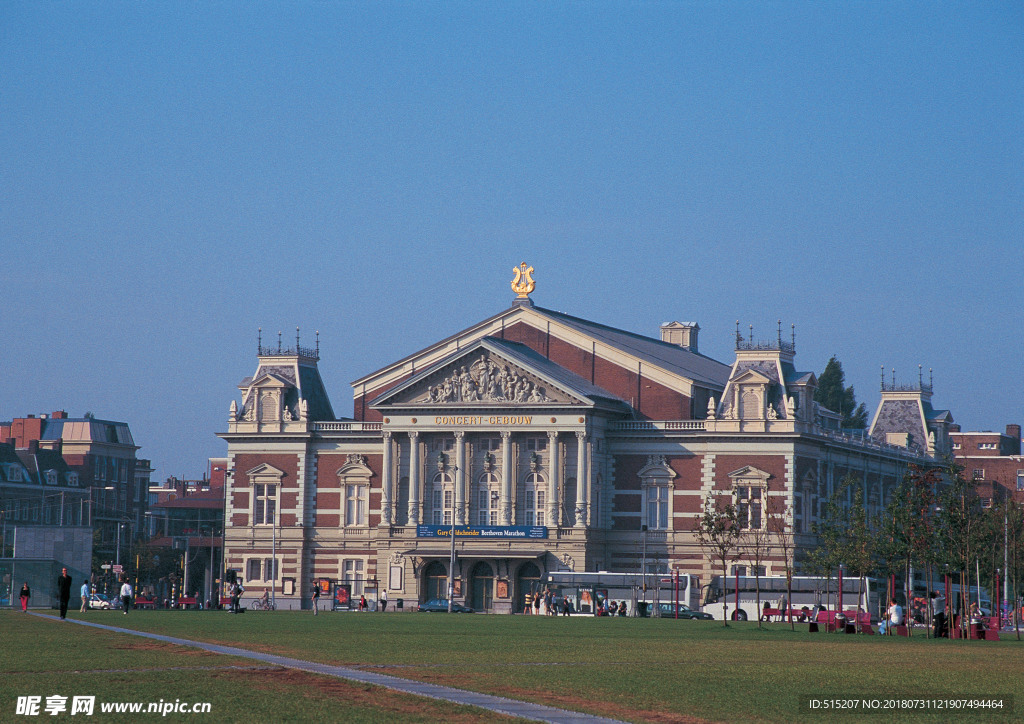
<box><xmin>312</xmin><ymin>583</ymin><xmax>320</xmax><ymax>615</ymax></box>
<box><xmin>57</xmin><ymin>567</ymin><xmax>73</xmax><ymax>619</ymax></box>
<box><xmin>80</xmin><ymin>580</ymin><xmax>90</xmax><ymax>612</ymax></box>
<box><xmin>19</xmin><ymin>582</ymin><xmax>30</xmax><ymax>612</ymax></box>
<box><xmin>120</xmin><ymin>579</ymin><xmax>133</xmax><ymax>614</ymax></box>
<box><xmin>380</xmin><ymin>590</ymin><xmax>388</xmax><ymax>612</ymax></box>
<box><xmin>358</xmin><ymin>594</ymin><xmax>367</xmax><ymax>612</ymax></box>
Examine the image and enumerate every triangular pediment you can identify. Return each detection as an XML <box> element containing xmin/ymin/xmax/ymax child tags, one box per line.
<box><xmin>727</xmin><ymin>466</ymin><xmax>772</xmax><ymax>482</ymax></box>
<box><xmin>371</xmin><ymin>339</ymin><xmax>593</xmax><ymax>408</ymax></box>
<box><xmin>730</xmin><ymin>369</ymin><xmax>772</xmax><ymax>386</ymax></box>
<box><xmin>245</xmin><ymin>463</ymin><xmax>285</xmax><ymax>478</ymax></box>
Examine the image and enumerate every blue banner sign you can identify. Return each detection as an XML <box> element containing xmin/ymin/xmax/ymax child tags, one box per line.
<box><xmin>416</xmin><ymin>525</ymin><xmax>548</xmax><ymax>539</ymax></box>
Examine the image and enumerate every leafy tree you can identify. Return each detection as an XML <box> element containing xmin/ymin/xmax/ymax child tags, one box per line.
<box><xmin>696</xmin><ymin>495</ymin><xmax>743</xmax><ymax>625</ymax></box>
<box><xmin>815</xmin><ymin>356</ymin><xmax>868</xmax><ymax>429</ymax></box>
<box><xmin>934</xmin><ymin>464</ymin><xmax>983</xmax><ymax>637</ymax></box>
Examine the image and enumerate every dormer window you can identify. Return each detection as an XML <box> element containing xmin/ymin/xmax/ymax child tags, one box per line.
<box><xmin>45</xmin><ymin>470</ymin><xmax>58</xmax><ymax>486</ymax></box>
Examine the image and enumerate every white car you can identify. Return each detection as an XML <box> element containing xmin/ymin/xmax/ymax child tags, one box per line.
<box><xmin>85</xmin><ymin>593</ymin><xmax>115</xmax><ymax>609</ymax></box>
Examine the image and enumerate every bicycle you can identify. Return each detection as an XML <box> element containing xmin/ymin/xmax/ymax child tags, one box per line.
<box><xmin>250</xmin><ymin>599</ymin><xmax>276</xmax><ymax>611</ymax></box>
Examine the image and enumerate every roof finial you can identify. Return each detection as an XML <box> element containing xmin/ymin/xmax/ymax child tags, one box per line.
<box><xmin>918</xmin><ymin>364</ymin><xmax>923</xmax><ymax>388</ymax></box>
<box><xmin>511</xmin><ymin>262</ymin><xmax>536</xmax><ymax>302</ymax></box>
<box><xmin>258</xmin><ymin>327</ymin><xmax>262</xmax><ymax>353</ymax></box>
<box><xmin>278</xmin><ymin>331</ymin><xmax>282</xmax><ymax>354</ymax></box>
<box><xmin>296</xmin><ymin>326</ymin><xmax>301</xmax><ymax>351</ymax></box>
<box><xmin>891</xmin><ymin>368</ymin><xmax>896</xmax><ymax>388</ymax></box>
<box><xmin>735</xmin><ymin>320</ymin><xmax>741</xmax><ymax>346</ymax></box>
<box><xmin>316</xmin><ymin>330</ymin><xmax>320</xmax><ymax>358</ymax></box>
<box><xmin>880</xmin><ymin>364</ymin><xmax>885</xmax><ymax>390</ymax></box>
<box><xmin>791</xmin><ymin>323</ymin><xmax>795</xmax><ymax>349</ymax></box>
<box><xmin>777</xmin><ymin>320</ymin><xmax>782</xmax><ymax>347</ymax></box>
<box><xmin>748</xmin><ymin>324</ymin><xmax>753</xmax><ymax>344</ymax></box>
<box><xmin>929</xmin><ymin>368</ymin><xmax>933</xmax><ymax>389</ymax></box>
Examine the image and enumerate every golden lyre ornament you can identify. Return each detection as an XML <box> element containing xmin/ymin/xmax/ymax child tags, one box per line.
<box><xmin>511</xmin><ymin>262</ymin><xmax>536</xmax><ymax>299</ymax></box>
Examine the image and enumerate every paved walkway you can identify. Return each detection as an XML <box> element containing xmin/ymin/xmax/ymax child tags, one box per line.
<box><xmin>32</xmin><ymin>613</ymin><xmax>627</xmax><ymax>724</ymax></box>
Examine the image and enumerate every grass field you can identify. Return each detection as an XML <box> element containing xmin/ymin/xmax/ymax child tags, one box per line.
<box><xmin>2</xmin><ymin>609</ymin><xmax>1021</xmax><ymax>723</ymax></box>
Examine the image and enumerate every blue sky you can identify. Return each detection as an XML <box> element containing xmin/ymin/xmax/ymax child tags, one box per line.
<box><xmin>2</xmin><ymin>2</ymin><xmax>1021</xmax><ymax>480</ymax></box>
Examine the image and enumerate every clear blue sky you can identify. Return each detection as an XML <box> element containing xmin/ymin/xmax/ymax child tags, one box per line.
<box><xmin>2</xmin><ymin>2</ymin><xmax>1021</xmax><ymax>480</ymax></box>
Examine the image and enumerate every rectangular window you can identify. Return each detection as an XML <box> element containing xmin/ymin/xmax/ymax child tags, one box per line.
<box><xmin>952</xmin><ymin>443</ymin><xmax>961</xmax><ymax>450</ymax></box>
<box><xmin>973</xmin><ymin>469</ymin><xmax>985</xmax><ymax>480</ymax></box>
<box><xmin>735</xmin><ymin>486</ymin><xmax>763</xmax><ymax>529</ymax></box>
<box><xmin>254</xmin><ymin>484</ymin><xmax>277</xmax><ymax>525</ymax></box>
<box><xmin>1017</xmin><ymin>471</ymin><xmax>1024</xmax><ymax>492</ymax></box>
<box><xmin>525</xmin><ymin>490</ymin><xmax>535</xmax><ymax>526</ymax></box>
<box><xmin>646</xmin><ymin>487</ymin><xmax>669</xmax><ymax>530</ymax></box>
<box><xmin>343</xmin><ymin>559</ymin><xmax>365</xmax><ymax>596</ymax></box>
<box><xmin>345</xmin><ymin>484</ymin><xmax>367</xmax><ymax>526</ymax></box>
<box><xmin>263</xmin><ymin>558</ymin><xmax>278</xmax><ymax>581</ymax></box>
<box><xmin>247</xmin><ymin>559</ymin><xmax>261</xmax><ymax>582</ymax></box>
<box><xmin>526</xmin><ymin>437</ymin><xmax>547</xmax><ymax>451</ymax></box>
<box><xmin>478</xmin><ymin>438</ymin><xmax>500</xmax><ymax>452</ymax></box>
<box><xmin>431</xmin><ymin>438</ymin><xmax>454</xmax><ymax>452</ymax></box>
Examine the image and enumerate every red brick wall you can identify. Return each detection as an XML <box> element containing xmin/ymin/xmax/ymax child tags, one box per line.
<box><xmin>355</xmin><ymin>371</ymin><xmax>413</xmax><ymax>422</ymax></box>
<box><xmin>714</xmin><ymin>455</ymin><xmax>788</xmax><ymax>493</ymax></box>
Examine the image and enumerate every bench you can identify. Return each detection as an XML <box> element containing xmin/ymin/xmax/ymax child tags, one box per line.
<box><xmin>175</xmin><ymin>596</ymin><xmax>199</xmax><ymax>610</ymax></box>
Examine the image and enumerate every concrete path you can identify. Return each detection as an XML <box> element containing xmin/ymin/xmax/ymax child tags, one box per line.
<box><xmin>31</xmin><ymin>613</ymin><xmax>628</xmax><ymax>724</ymax></box>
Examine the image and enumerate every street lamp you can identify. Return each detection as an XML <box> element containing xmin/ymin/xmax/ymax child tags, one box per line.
<box><xmin>447</xmin><ymin>464</ymin><xmax>459</xmax><ymax>614</ymax></box>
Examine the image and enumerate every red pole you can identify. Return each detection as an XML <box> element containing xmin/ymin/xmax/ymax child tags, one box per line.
<box><xmin>674</xmin><ymin>571</ymin><xmax>679</xmax><ymax>619</ymax></box>
<box><xmin>995</xmin><ymin>572</ymin><xmax>1000</xmax><ymax>628</ymax></box>
<box><xmin>837</xmin><ymin>566</ymin><xmax>844</xmax><ymax>614</ymax></box>
<box><xmin>734</xmin><ymin>569</ymin><xmax>740</xmax><ymax>620</ymax></box>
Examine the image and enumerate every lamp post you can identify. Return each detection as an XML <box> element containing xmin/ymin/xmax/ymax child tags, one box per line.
<box><xmin>447</xmin><ymin>464</ymin><xmax>459</xmax><ymax>614</ymax></box>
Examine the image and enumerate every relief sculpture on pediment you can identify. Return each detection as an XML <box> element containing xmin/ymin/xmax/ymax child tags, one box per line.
<box><xmin>418</xmin><ymin>354</ymin><xmax>551</xmax><ymax>404</ymax></box>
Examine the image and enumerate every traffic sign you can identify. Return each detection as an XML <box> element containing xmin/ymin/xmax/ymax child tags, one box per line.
<box><xmin>113</xmin><ymin>565</ymin><xmax>123</xmax><ymax>574</ymax></box>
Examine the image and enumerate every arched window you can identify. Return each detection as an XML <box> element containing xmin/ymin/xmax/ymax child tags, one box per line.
<box><xmin>431</xmin><ymin>472</ymin><xmax>454</xmax><ymax>525</ymax></box>
<box><xmin>337</xmin><ymin>459</ymin><xmax>372</xmax><ymax>528</ymax></box>
<box><xmin>476</xmin><ymin>472</ymin><xmax>500</xmax><ymax>526</ymax></box>
<box><xmin>522</xmin><ymin>473</ymin><xmax>545</xmax><ymax>526</ymax></box>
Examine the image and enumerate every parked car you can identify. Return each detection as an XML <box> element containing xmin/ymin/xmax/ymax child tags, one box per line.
<box><xmin>645</xmin><ymin>602</ymin><xmax>714</xmax><ymax>620</ymax></box>
<box><xmin>417</xmin><ymin>598</ymin><xmax>474</xmax><ymax>613</ymax></box>
<box><xmin>85</xmin><ymin>593</ymin><xmax>114</xmax><ymax>610</ymax></box>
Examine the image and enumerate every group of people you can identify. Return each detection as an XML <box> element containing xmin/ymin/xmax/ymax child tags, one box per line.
<box><xmin>27</xmin><ymin>567</ymin><xmax>135</xmax><ymax>618</ymax></box>
<box><xmin>600</xmin><ymin>600</ymin><xmax>628</xmax><ymax>617</ymax></box>
<box><xmin>524</xmin><ymin>590</ymin><xmax>573</xmax><ymax>616</ymax></box>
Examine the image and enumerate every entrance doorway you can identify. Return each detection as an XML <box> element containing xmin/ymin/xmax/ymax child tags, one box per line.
<box><xmin>469</xmin><ymin>562</ymin><xmax>494</xmax><ymax>612</ymax></box>
<box><xmin>516</xmin><ymin>562</ymin><xmax>541</xmax><ymax>613</ymax></box>
<box><xmin>423</xmin><ymin>561</ymin><xmax>447</xmax><ymax>601</ymax></box>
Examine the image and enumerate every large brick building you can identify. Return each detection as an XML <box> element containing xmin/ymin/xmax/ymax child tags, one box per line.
<box><xmin>219</xmin><ymin>267</ymin><xmax>950</xmax><ymax>612</ymax></box>
<box><xmin>950</xmin><ymin>424</ymin><xmax>1023</xmax><ymax>505</ymax></box>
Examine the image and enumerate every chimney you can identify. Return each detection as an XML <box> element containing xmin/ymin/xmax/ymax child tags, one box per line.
<box><xmin>949</xmin><ymin>423</ymin><xmax>961</xmax><ymax>433</ymax></box>
<box><xmin>1006</xmin><ymin>424</ymin><xmax>1021</xmax><ymax>455</ymax></box>
<box><xmin>28</xmin><ymin>440</ymin><xmax>39</xmax><ymax>454</ymax></box>
<box><xmin>52</xmin><ymin>410</ymin><xmax>67</xmax><ymax>419</ymax></box>
<box><xmin>660</xmin><ymin>322</ymin><xmax>699</xmax><ymax>353</ymax></box>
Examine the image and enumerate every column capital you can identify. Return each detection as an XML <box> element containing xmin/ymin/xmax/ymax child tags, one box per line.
<box><xmin>454</xmin><ymin>430</ymin><xmax>465</xmax><ymax>441</ymax></box>
<box><xmin>500</xmin><ymin>430</ymin><xmax>512</xmax><ymax>440</ymax></box>
<box><xmin>409</xmin><ymin>430</ymin><xmax>419</xmax><ymax>441</ymax></box>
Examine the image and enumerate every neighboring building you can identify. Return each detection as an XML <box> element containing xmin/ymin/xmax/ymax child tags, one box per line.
<box><xmin>950</xmin><ymin>424</ymin><xmax>1023</xmax><ymax>505</ymax></box>
<box><xmin>0</xmin><ymin>440</ymin><xmax>92</xmax><ymax>607</ymax></box>
<box><xmin>219</xmin><ymin>267</ymin><xmax>950</xmax><ymax>612</ymax></box>
<box><xmin>0</xmin><ymin>411</ymin><xmax>150</xmax><ymax>568</ymax></box>
<box><xmin>146</xmin><ymin>464</ymin><xmax>225</xmax><ymax>605</ymax></box>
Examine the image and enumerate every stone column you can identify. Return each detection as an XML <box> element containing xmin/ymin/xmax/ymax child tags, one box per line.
<box><xmin>575</xmin><ymin>431</ymin><xmax>587</xmax><ymax>528</ymax></box>
<box><xmin>454</xmin><ymin>432</ymin><xmax>466</xmax><ymax>525</ymax></box>
<box><xmin>500</xmin><ymin>431</ymin><xmax>513</xmax><ymax>525</ymax></box>
<box><xmin>408</xmin><ymin>431</ymin><xmax>420</xmax><ymax>525</ymax></box>
<box><xmin>381</xmin><ymin>431</ymin><xmax>393</xmax><ymax>525</ymax></box>
<box><xmin>547</xmin><ymin>431</ymin><xmax>559</xmax><ymax>527</ymax></box>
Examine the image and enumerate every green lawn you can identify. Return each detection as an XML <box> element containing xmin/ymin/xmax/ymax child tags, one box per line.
<box><xmin>3</xmin><ymin>609</ymin><xmax>1021</xmax><ymax>723</ymax></box>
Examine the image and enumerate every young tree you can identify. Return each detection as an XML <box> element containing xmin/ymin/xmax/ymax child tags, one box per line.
<box><xmin>814</xmin><ymin>356</ymin><xmax>868</xmax><ymax>429</ymax></box>
<box><xmin>696</xmin><ymin>495</ymin><xmax>742</xmax><ymax>625</ymax></box>
<box><xmin>934</xmin><ymin>464</ymin><xmax>983</xmax><ymax>638</ymax></box>
<box><xmin>742</xmin><ymin>512</ymin><xmax>774</xmax><ymax>629</ymax></box>
<box><xmin>766</xmin><ymin>497</ymin><xmax>796</xmax><ymax>630</ymax></box>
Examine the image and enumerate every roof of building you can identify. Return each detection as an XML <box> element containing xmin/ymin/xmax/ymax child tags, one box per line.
<box><xmin>41</xmin><ymin>418</ymin><xmax>135</xmax><ymax>446</ymax></box>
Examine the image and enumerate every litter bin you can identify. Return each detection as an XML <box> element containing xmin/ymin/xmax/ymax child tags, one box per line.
<box><xmin>396</xmin><ymin>599</ymin><xmax>404</xmax><ymax>610</ymax></box>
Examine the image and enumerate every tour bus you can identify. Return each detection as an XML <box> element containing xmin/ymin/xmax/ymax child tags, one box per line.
<box><xmin>701</xmin><ymin>575</ymin><xmax>883</xmax><ymax>622</ymax></box>
<box><xmin>543</xmin><ymin>571</ymin><xmax>700</xmax><ymax>615</ymax></box>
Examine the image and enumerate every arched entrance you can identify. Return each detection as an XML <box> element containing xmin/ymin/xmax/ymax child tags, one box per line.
<box><xmin>423</xmin><ymin>561</ymin><xmax>447</xmax><ymax>601</ymax></box>
<box><xmin>516</xmin><ymin>562</ymin><xmax>541</xmax><ymax>613</ymax></box>
<box><xmin>469</xmin><ymin>562</ymin><xmax>494</xmax><ymax>612</ymax></box>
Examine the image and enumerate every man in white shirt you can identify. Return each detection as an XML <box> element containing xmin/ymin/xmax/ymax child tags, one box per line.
<box><xmin>882</xmin><ymin>600</ymin><xmax>903</xmax><ymax>635</ymax></box>
<box><xmin>80</xmin><ymin>581</ymin><xmax>90</xmax><ymax>612</ymax></box>
<box><xmin>120</xmin><ymin>580</ymin><xmax>133</xmax><ymax>615</ymax></box>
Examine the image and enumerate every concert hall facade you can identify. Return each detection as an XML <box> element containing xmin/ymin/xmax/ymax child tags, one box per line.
<box><xmin>219</xmin><ymin>265</ymin><xmax>951</xmax><ymax>612</ymax></box>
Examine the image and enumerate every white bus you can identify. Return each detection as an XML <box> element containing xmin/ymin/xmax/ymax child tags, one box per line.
<box><xmin>701</xmin><ymin>575</ymin><xmax>883</xmax><ymax>622</ymax></box>
<box><xmin>543</xmin><ymin>571</ymin><xmax>700</xmax><ymax>615</ymax></box>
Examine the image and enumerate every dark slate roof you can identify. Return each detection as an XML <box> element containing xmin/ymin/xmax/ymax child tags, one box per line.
<box><xmin>298</xmin><ymin>363</ymin><xmax>336</xmax><ymax>421</ymax></box>
<box><xmin>41</xmin><ymin>418</ymin><xmax>135</xmax><ymax>446</ymax></box>
<box><xmin>531</xmin><ymin>306</ymin><xmax>730</xmax><ymax>389</ymax></box>
<box><xmin>371</xmin><ymin>336</ymin><xmax>632</xmax><ymax>412</ymax></box>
